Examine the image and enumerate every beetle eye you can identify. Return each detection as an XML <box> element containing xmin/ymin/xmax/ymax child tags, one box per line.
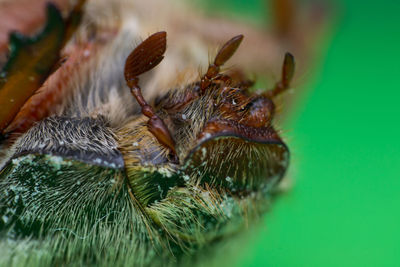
<box><xmin>242</xmin><ymin>101</ymin><xmax>253</xmax><ymax>111</ymax></box>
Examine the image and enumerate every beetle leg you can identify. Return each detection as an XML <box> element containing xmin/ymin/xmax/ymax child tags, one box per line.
<box><xmin>124</xmin><ymin>31</ymin><xmax>176</xmax><ymax>155</ymax></box>
<box><xmin>200</xmin><ymin>34</ymin><xmax>244</xmax><ymax>93</ymax></box>
<box><xmin>264</xmin><ymin>52</ymin><xmax>295</xmax><ymax>98</ymax></box>
<box><xmin>0</xmin><ymin>2</ymin><xmax>87</xmax><ymax>135</ymax></box>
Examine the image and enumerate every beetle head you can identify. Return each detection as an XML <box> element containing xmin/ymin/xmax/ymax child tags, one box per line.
<box><xmin>121</xmin><ymin>32</ymin><xmax>294</xmax><ymax>246</ymax></box>
<box><xmin>155</xmin><ymin>77</ymin><xmax>289</xmax><ymax>195</ymax></box>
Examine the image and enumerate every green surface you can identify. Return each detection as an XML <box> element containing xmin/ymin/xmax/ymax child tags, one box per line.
<box><xmin>201</xmin><ymin>0</ymin><xmax>400</xmax><ymax>266</ymax></box>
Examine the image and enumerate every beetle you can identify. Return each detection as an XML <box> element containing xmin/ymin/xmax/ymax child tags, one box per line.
<box><xmin>0</xmin><ymin>0</ymin><xmax>319</xmax><ymax>266</ymax></box>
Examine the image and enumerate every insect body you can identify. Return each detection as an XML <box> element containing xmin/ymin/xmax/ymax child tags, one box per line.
<box><xmin>0</xmin><ymin>1</ymin><xmax>298</xmax><ymax>266</ymax></box>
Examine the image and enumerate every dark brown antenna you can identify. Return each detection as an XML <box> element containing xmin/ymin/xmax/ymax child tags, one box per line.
<box><xmin>200</xmin><ymin>34</ymin><xmax>244</xmax><ymax>93</ymax></box>
<box><xmin>124</xmin><ymin>31</ymin><xmax>176</xmax><ymax>155</ymax></box>
<box><xmin>264</xmin><ymin>52</ymin><xmax>295</xmax><ymax>98</ymax></box>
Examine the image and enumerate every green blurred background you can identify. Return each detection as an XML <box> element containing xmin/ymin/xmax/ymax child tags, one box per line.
<box><xmin>198</xmin><ymin>0</ymin><xmax>400</xmax><ymax>266</ymax></box>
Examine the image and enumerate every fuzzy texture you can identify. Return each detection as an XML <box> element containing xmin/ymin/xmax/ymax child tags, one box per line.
<box><xmin>0</xmin><ymin>153</ymin><xmax>270</xmax><ymax>266</ymax></box>
<box><xmin>0</xmin><ymin>154</ymin><xmax>162</xmax><ymax>266</ymax></box>
<box><xmin>13</xmin><ymin>116</ymin><xmax>124</xmax><ymax>168</ymax></box>
<box><xmin>0</xmin><ymin>0</ymin><xmax>328</xmax><ymax>265</ymax></box>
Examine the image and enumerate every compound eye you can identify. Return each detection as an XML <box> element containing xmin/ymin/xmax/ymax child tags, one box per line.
<box><xmin>245</xmin><ymin>97</ymin><xmax>276</xmax><ymax>127</ymax></box>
